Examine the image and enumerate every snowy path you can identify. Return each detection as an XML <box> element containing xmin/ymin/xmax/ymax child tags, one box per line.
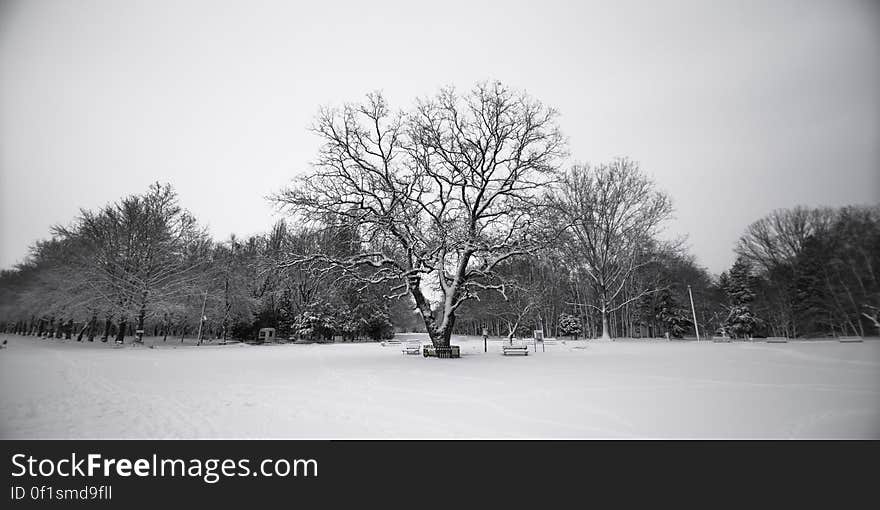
<box><xmin>1</xmin><ymin>334</ymin><xmax>878</xmax><ymax>438</ymax></box>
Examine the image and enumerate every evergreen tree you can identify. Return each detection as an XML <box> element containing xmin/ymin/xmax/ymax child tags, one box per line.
<box><xmin>793</xmin><ymin>235</ymin><xmax>833</xmax><ymax>335</ymax></box>
<box><xmin>722</xmin><ymin>256</ymin><xmax>761</xmax><ymax>338</ymax></box>
<box><xmin>654</xmin><ymin>289</ymin><xmax>690</xmax><ymax>338</ymax></box>
<box><xmin>725</xmin><ymin>257</ymin><xmax>756</xmax><ymax>305</ymax></box>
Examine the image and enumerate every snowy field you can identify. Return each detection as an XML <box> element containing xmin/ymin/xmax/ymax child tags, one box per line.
<box><xmin>1</xmin><ymin>333</ymin><xmax>879</xmax><ymax>439</ymax></box>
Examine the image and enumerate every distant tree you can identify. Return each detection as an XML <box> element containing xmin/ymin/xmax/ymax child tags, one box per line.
<box><xmin>551</xmin><ymin>158</ymin><xmax>674</xmax><ymax>339</ymax></box>
<box><xmin>472</xmin><ymin>257</ymin><xmax>547</xmax><ymax>343</ymax></box>
<box><xmin>654</xmin><ymin>289</ymin><xmax>690</xmax><ymax>338</ymax></box>
<box><xmin>388</xmin><ymin>295</ymin><xmax>424</xmax><ymax>333</ymax></box>
<box><xmin>826</xmin><ymin>206</ymin><xmax>880</xmax><ymax>336</ymax></box>
<box><xmin>724</xmin><ymin>257</ymin><xmax>756</xmax><ymax>305</ymax></box>
<box><xmin>55</xmin><ymin>183</ymin><xmax>209</xmax><ymax>343</ymax></box>
<box><xmin>722</xmin><ymin>256</ymin><xmax>761</xmax><ymax>338</ymax></box>
<box><xmin>736</xmin><ymin>206</ymin><xmax>833</xmax><ymax>271</ymax></box>
<box><xmin>359</xmin><ymin>308</ymin><xmax>395</xmax><ymax>340</ymax></box>
<box><xmin>736</xmin><ymin>204</ymin><xmax>880</xmax><ymax>338</ymax></box>
<box><xmin>736</xmin><ymin>207</ymin><xmax>834</xmax><ymax>337</ymax></box>
<box><xmin>208</xmin><ymin>236</ymin><xmax>258</xmax><ymax>341</ymax></box>
<box><xmin>633</xmin><ymin>250</ymin><xmax>718</xmax><ymax>339</ymax></box>
<box><xmin>453</xmin><ymin>249</ymin><xmax>575</xmax><ymax>339</ymax></box>
<box><xmin>3</xmin><ymin>237</ymin><xmax>105</xmax><ymax>340</ymax></box>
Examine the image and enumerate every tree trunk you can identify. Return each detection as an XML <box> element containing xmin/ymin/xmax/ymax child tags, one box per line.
<box><xmin>409</xmin><ymin>279</ymin><xmax>451</xmax><ymax>348</ymax></box>
<box><xmin>101</xmin><ymin>316</ymin><xmax>112</xmax><ymax>342</ymax></box>
<box><xmin>135</xmin><ymin>304</ymin><xmax>146</xmax><ymax>344</ymax></box>
<box><xmin>427</xmin><ymin>324</ymin><xmax>453</xmax><ymax>348</ymax></box>
<box><xmin>114</xmin><ymin>317</ymin><xmax>126</xmax><ymax>344</ymax></box>
<box><xmin>134</xmin><ymin>290</ymin><xmax>147</xmax><ymax>343</ymax></box>
<box><xmin>87</xmin><ymin>314</ymin><xmax>97</xmax><ymax>342</ymax></box>
<box><xmin>599</xmin><ymin>303</ymin><xmax>611</xmax><ymax>340</ymax></box>
<box><xmin>222</xmin><ymin>278</ymin><xmax>230</xmax><ymax>341</ymax></box>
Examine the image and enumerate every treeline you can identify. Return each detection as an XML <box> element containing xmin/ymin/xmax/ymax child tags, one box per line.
<box><xmin>1</xmin><ymin>82</ymin><xmax>878</xmax><ymax>343</ymax></box>
<box><xmin>725</xmin><ymin>205</ymin><xmax>880</xmax><ymax>338</ymax></box>
<box><xmin>0</xmin><ymin>183</ymin><xmax>405</xmax><ymax>343</ymax></box>
<box><xmin>1</xmin><ymin>186</ymin><xmax>877</xmax><ymax>343</ymax></box>
<box><xmin>451</xmin><ymin>248</ymin><xmax>720</xmax><ymax>340</ymax></box>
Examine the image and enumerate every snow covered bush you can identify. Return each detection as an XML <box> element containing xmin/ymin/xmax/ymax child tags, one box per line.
<box><xmin>724</xmin><ymin>305</ymin><xmax>761</xmax><ymax>339</ymax></box>
<box><xmin>558</xmin><ymin>313</ymin><xmax>582</xmax><ymax>340</ymax></box>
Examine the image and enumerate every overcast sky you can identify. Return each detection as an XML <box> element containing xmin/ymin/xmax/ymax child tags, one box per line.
<box><xmin>1</xmin><ymin>0</ymin><xmax>878</xmax><ymax>273</ymax></box>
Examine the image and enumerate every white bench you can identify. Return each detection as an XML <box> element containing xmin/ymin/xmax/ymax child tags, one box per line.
<box><xmin>401</xmin><ymin>342</ymin><xmax>422</xmax><ymax>355</ymax></box>
<box><xmin>766</xmin><ymin>337</ymin><xmax>788</xmax><ymax>343</ymax></box>
<box><xmin>839</xmin><ymin>336</ymin><xmax>863</xmax><ymax>343</ymax></box>
<box><xmin>502</xmin><ymin>343</ymin><xmax>529</xmax><ymax>356</ymax></box>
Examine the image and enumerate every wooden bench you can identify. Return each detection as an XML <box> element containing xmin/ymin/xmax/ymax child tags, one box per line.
<box><xmin>712</xmin><ymin>337</ymin><xmax>731</xmax><ymax>343</ymax></box>
<box><xmin>401</xmin><ymin>342</ymin><xmax>422</xmax><ymax>355</ymax></box>
<box><xmin>766</xmin><ymin>337</ymin><xmax>789</xmax><ymax>343</ymax></box>
<box><xmin>502</xmin><ymin>343</ymin><xmax>529</xmax><ymax>356</ymax></box>
<box><xmin>839</xmin><ymin>336</ymin><xmax>863</xmax><ymax>343</ymax></box>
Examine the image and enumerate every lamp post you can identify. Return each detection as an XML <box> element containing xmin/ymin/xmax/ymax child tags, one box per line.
<box><xmin>196</xmin><ymin>289</ymin><xmax>208</xmax><ymax>345</ymax></box>
<box><xmin>687</xmin><ymin>285</ymin><xmax>700</xmax><ymax>341</ymax></box>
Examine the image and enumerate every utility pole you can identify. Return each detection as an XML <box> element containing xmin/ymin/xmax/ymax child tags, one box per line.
<box><xmin>687</xmin><ymin>285</ymin><xmax>700</xmax><ymax>341</ymax></box>
<box><xmin>196</xmin><ymin>289</ymin><xmax>208</xmax><ymax>345</ymax></box>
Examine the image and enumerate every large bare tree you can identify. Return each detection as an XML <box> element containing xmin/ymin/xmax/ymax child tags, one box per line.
<box><xmin>736</xmin><ymin>206</ymin><xmax>833</xmax><ymax>271</ymax></box>
<box><xmin>551</xmin><ymin>158</ymin><xmax>673</xmax><ymax>339</ymax></box>
<box><xmin>274</xmin><ymin>82</ymin><xmax>566</xmax><ymax>348</ymax></box>
<box><xmin>56</xmin><ymin>183</ymin><xmax>210</xmax><ymax>343</ymax></box>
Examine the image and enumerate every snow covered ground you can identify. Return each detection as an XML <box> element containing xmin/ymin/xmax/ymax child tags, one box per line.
<box><xmin>1</xmin><ymin>333</ymin><xmax>878</xmax><ymax>439</ymax></box>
